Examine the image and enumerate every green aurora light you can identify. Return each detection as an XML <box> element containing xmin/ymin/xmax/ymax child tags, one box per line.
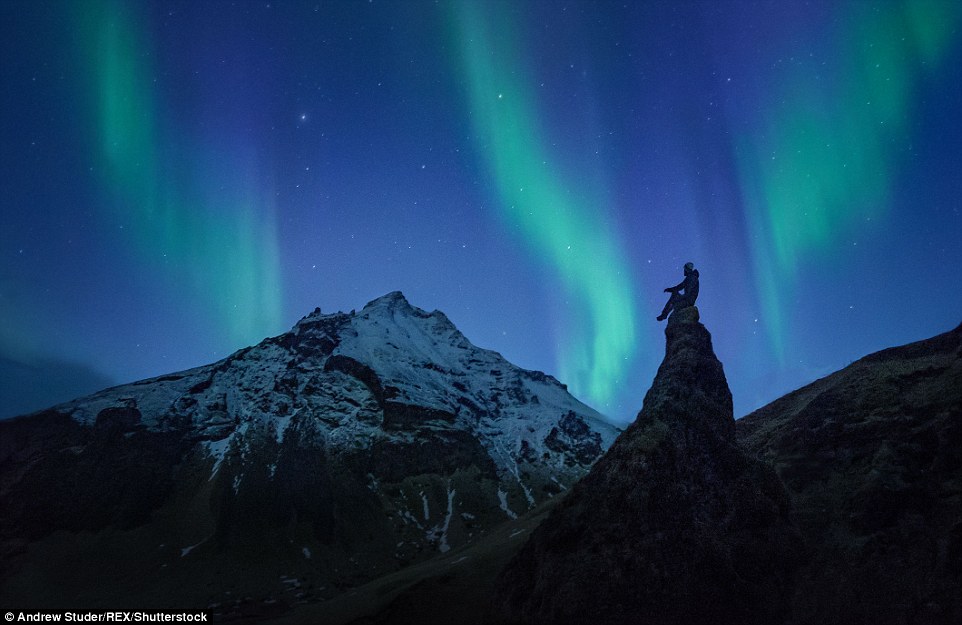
<box><xmin>78</xmin><ymin>1</ymin><xmax>282</xmax><ymax>348</ymax></box>
<box><xmin>450</xmin><ymin>4</ymin><xmax>639</xmax><ymax>409</ymax></box>
<box><xmin>736</xmin><ymin>0</ymin><xmax>960</xmax><ymax>361</ymax></box>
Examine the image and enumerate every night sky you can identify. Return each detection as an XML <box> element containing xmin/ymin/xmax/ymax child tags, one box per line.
<box><xmin>2</xmin><ymin>0</ymin><xmax>960</xmax><ymax>423</ymax></box>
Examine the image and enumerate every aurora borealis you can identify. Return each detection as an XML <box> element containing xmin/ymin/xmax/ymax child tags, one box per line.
<box><xmin>2</xmin><ymin>0</ymin><xmax>960</xmax><ymax>422</ymax></box>
<box><xmin>82</xmin><ymin>1</ymin><xmax>283</xmax><ymax>345</ymax></box>
<box><xmin>451</xmin><ymin>2</ymin><xmax>638</xmax><ymax>407</ymax></box>
<box><xmin>734</xmin><ymin>0</ymin><xmax>961</xmax><ymax>361</ymax></box>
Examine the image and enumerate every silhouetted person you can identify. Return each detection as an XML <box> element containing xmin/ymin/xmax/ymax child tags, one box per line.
<box><xmin>657</xmin><ymin>262</ymin><xmax>699</xmax><ymax>321</ymax></box>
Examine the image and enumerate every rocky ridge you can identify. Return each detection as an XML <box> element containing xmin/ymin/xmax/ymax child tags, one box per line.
<box><xmin>737</xmin><ymin>322</ymin><xmax>962</xmax><ymax>625</ymax></box>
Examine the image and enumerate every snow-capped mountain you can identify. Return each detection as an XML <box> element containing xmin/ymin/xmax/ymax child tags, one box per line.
<box><xmin>0</xmin><ymin>291</ymin><xmax>618</xmax><ymax>616</ymax></box>
<box><xmin>60</xmin><ymin>291</ymin><xmax>617</xmax><ymax>473</ymax></box>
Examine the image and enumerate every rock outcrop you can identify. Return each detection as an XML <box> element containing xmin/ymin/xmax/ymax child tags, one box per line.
<box><xmin>492</xmin><ymin>306</ymin><xmax>803</xmax><ymax>624</ymax></box>
<box><xmin>738</xmin><ymin>322</ymin><xmax>962</xmax><ymax>625</ymax></box>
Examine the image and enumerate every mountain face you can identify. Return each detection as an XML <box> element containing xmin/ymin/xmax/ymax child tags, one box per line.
<box><xmin>492</xmin><ymin>306</ymin><xmax>804</xmax><ymax>625</ymax></box>
<box><xmin>737</xmin><ymin>322</ymin><xmax>962</xmax><ymax>625</ymax></box>
<box><xmin>0</xmin><ymin>291</ymin><xmax>618</xmax><ymax>616</ymax></box>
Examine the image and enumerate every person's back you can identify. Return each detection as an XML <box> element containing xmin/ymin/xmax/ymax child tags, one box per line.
<box><xmin>684</xmin><ymin>268</ymin><xmax>699</xmax><ymax>303</ymax></box>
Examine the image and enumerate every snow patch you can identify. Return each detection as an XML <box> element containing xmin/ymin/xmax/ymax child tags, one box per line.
<box><xmin>492</xmin><ymin>438</ymin><xmax>535</xmax><ymax>508</ymax></box>
<box><xmin>497</xmin><ymin>488</ymin><xmax>517</xmax><ymax>520</ymax></box>
<box><xmin>205</xmin><ymin>436</ymin><xmax>232</xmax><ymax>480</ymax></box>
<box><xmin>273</xmin><ymin>412</ymin><xmax>294</xmax><ymax>443</ymax></box>
<box><xmin>438</xmin><ymin>486</ymin><xmax>456</xmax><ymax>553</ymax></box>
<box><xmin>509</xmin><ymin>463</ymin><xmax>536</xmax><ymax>507</ymax></box>
<box><xmin>399</xmin><ymin>509</ymin><xmax>422</xmax><ymax>529</ymax></box>
<box><xmin>517</xmin><ymin>473</ymin><xmax>535</xmax><ymax>507</ymax></box>
<box><xmin>425</xmin><ymin>484</ymin><xmax>457</xmax><ymax>553</ymax></box>
<box><xmin>181</xmin><ymin>538</ymin><xmax>207</xmax><ymax>557</ymax></box>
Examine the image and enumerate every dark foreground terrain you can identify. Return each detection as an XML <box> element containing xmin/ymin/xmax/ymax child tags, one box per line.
<box><xmin>342</xmin><ymin>316</ymin><xmax>961</xmax><ymax>625</ymax></box>
<box><xmin>2</xmin><ymin>306</ymin><xmax>959</xmax><ymax>624</ymax></box>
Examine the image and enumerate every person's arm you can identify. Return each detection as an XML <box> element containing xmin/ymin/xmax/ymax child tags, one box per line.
<box><xmin>665</xmin><ymin>279</ymin><xmax>685</xmax><ymax>293</ymax></box>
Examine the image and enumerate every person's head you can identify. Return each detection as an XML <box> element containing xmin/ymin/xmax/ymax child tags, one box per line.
<box><xmin>684</xmin><ymin>262</ymin><xmax>694</xmax><ymax>274</ymax></box>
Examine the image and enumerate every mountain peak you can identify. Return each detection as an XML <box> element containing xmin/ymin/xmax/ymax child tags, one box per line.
<box><xmin>363</xmin><ymin>290</ymin><xmax>412</xmax><ymax>311</ymax></box>
<box><xmin>494</xmin><ymin>306</ymin><xmax>803</xmax><ymax>624</ymax></box>
<box><xmin>655</xmin><ymin>304</ymin><xmax>734</xmax><ymax>442</ymax></box>
<box><xmin>1</xmin><ymin>291</ymin><xmax>621</xmax><ymax>613</ymax></box>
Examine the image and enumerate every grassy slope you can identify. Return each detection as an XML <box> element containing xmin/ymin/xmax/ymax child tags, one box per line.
<box><xmin>271</xmin><ymin>496</ymin><xmax>563</xmax><ymax>625</ymax></box>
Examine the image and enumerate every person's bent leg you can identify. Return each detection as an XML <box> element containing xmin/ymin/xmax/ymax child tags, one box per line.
<box><xmin>657</xmin><ymin>293</ymin><xmax>678</xmax><ymax>320</ymax></box>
